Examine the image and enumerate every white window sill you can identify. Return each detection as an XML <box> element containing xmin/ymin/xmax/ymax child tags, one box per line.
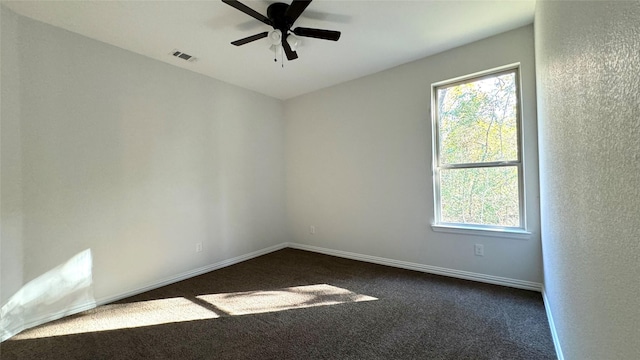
<box><xmin>431</xmin><ymin>224</ymin><xmax>532</xmax><ymax>239</ymax></box>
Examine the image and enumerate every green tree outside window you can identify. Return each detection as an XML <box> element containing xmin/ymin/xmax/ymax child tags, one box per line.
<box><xmin>433</xmin><ymin>69</ymin><xmax>523</xmax><ymax>228</ymax></box>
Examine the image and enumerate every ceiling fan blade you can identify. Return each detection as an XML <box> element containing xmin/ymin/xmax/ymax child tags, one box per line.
<box><xmin>293</xmin><ymin>27</ymin><xmax>341</xmax><ymax>41</ymax></box>
<box><xmin>222</xmin><ymin>0</ymin><xmax>272</xmax><ymax>26</ymax></box>
<box><xmin>282</xmin><ymin>37</ymin><xmax>299</xmax><ymax>60</ymax></box>
<box><xmin>231</xmin><ymin>32</ymin><xmax>269</xmax><ymax>46</ymax></box>
<box><xmin>285</xmin><ymin>0</ymin><xmax>312</xmax><ymax>25</ymax></box>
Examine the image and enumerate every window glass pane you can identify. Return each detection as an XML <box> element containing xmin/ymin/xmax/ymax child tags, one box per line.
<box><xmin>440</xmin><ymin>166</ymin><xmax>520</xmax><ymax>227</ymax></box>
<box><xmin>437</xmin><ymin>72</ymin><xmax>518</xmax><ymax>165</ymax></box>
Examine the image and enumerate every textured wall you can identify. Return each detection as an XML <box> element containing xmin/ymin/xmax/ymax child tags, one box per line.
<box><xmin>535</xmin><ymin>1</ymin><xmax>640</xmax><ymax>359</ymax></box>
<box><xmin>285</xmin><ymin>26</ymin><xmax>542</xmax><ymax>284</ymax></box>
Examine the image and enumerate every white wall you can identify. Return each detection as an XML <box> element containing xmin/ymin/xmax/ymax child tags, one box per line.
<box><xmin>535</xmin><ymin>1</ymin><xmax>640</xmax><ymax>359</ymax></box>
<box><xmin>1</xmin><ymin>6</ymin><xmax>24</xmax><ymax>305</ymax></box>
<box><xmin>285</xmin><ymin>26</ymin><xmax>542</xmax><ymax>284</ymax></box>
<box><xmin>1</xmin><ymin>6</ymin><xmax>286</xmax><ymax>310</ymax></box>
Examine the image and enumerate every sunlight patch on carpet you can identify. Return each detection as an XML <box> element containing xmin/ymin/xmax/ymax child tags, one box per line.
<box><xmin>198</xmin><ymin>284</ymin><xmax>377</xmax><ymax>316</ymax></box>
<box><xmin>11</xmin><ymin>297</ymin><xmax>219</xmax><ymax>340</ymax></box>
<box><xmin>9</xmin><ymin>284</ymin><xmax>376</xmax><ymax>340</ymax></box>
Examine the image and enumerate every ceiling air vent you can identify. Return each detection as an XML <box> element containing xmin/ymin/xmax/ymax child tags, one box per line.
<box><xmin>171</xmin><ymin>49</ymin><xmax>197</xmax><ymax>62</ymax></box>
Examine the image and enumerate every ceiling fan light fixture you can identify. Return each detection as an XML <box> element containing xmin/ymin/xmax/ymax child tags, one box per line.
<box><xmin>269</xmin><ymin>29</ymin><xmax>282</xmax><ymax>45</ymax></box>
<box><xmin>286</xmin><ymin>34</ymin><xmax>300</xmax><ymax>51</ymax></box>
<box><xmin>269</xmin><ymin>43</ymin><xmax>281</xmax><ymax>53</ymax></box>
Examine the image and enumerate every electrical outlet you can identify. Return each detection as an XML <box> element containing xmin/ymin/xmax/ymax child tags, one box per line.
<box><xmin>309</xmin><ymin>225</ymin><xmax>316</xmax><ymax>234</ymax></box>
<box><xmin>474</xmin><ymin>244</ymin><xmax>484</xmax><ymax>256</ymax></box>
<box><xmin>196</xmin><ymin>242</ymin><xmax>203</xmax><ymax>253</ymax></box>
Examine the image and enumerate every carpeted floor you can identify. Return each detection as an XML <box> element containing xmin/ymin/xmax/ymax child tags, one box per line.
<box><xmin>2</xmin><ymin>248</ymin><xmax>556</xmax><ymax>359</ymax></box>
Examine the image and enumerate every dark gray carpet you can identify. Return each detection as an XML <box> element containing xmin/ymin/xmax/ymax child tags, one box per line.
<box><xmin>2</xmin><ymin>248</ymin><xmax>556</xmax><ymax>359</ymax></box>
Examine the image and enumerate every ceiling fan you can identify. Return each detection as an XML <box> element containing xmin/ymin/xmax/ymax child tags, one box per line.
<box><xmin>222</xmin><ymin>0</ymin><xmax>341</xmax><ymax>61</ymax></box>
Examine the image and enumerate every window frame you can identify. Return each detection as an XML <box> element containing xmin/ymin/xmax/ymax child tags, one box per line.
<box><xmin>431</xmin><ymin>64</ymin><xmax>529</xmax><ymax>235</ymax></box>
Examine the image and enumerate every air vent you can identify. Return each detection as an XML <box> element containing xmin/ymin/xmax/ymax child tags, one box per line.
<box><xmin>170</xmin><ymin>49</ymin><xmax>197</xmax><ymax>62</ymax></box>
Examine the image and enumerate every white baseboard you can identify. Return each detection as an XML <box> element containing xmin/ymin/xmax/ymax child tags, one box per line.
<box><xmin>286</xmin><ymin>243</ymin><xmax>543</xmax><ymax>292</ymax></box>
<box><xmin>542</xmin><ymin>287</ymin><xmax>565</xmax><ymax>360</ymax></box>
<box><xmin>96</xmin><ymin>242</ymin><xmax>289</xmax><ymax>306</ymax></box>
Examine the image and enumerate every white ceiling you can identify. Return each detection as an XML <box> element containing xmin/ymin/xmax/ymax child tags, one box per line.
<box><xmin>3</xmin><ymin>0</ymin><xmax>535</xmax><ymax>100</ymax></box>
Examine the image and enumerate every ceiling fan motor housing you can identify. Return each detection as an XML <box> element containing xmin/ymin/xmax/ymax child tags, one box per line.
<box><xmin>267</xmin><ymin>2</ymin><xmax>294</xmax><ymax>32</ymax></box>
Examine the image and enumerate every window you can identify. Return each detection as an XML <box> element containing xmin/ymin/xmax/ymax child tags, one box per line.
<box><xmin>432</xmin><ymin>66</ymin><xmax>525</xmax><ymax>232</ymax></box>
